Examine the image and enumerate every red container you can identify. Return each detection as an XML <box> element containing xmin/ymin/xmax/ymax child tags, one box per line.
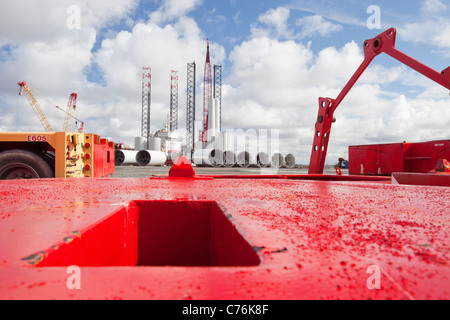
<box><xmin>349</xmin><ymin>140</ymin><xmax>450</xmax><ymax>175</ymax></box>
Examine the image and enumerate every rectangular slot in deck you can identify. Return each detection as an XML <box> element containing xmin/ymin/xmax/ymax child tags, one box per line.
<box><xmin>32</xmin><ymin>200</ymin><xmax>260</xmax><ymax>267</ymax></box>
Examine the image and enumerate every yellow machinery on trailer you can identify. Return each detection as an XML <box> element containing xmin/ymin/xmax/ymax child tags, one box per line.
<box><xmin>0</xmin><ymin>132</ymin><xmax>115</xmax><ymax>179</ymax></box>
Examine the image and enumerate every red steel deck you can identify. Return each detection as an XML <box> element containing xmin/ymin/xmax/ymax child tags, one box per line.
<box><xmin>0</xmin><ymin>170</ymin><xmax>449</xmax><ymax>300</ymax></box>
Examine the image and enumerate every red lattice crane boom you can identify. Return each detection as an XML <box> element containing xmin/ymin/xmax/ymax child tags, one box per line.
<box><xmin>202</xmin><ymin>39</ymin><xmax>212</xmax><ymax>143</ymax></box>
<box><xmin>62</xmin><ymin>92</ymin><xmax>78</xmax><ymax>132</ymax></box>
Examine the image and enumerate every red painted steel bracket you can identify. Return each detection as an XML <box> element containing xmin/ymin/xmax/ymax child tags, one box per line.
<box><xmin>309</xmin><ymin>28</ymin><xmax>450</xmax><ymax>174</ymax></box>
<box><xmin>169</xmin><ymin>156</ymin><xmax>196</xmax><ymax>178</ymax></box>
<box><xmin>151</xmin><ymin>156</ymin><xmax>213</xmax><ymax>180</ymax></box>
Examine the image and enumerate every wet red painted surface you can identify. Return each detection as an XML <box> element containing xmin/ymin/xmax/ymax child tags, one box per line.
<box><xmin>0</xmin><ymin>173</ymin><xmax>449</xmax><ymax>300</ymax></box>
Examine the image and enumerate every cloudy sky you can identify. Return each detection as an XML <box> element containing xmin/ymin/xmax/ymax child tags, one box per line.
<box><xmin>0</xmin><ymin>0</ymin><xmax>449</xmax><ymax>164</ymax></box>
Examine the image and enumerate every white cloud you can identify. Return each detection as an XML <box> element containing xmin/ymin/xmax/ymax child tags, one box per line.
<box><xmin>295</xmin><ymin>15</ymin><xmax>342</xmax><ymax>39</ymax></box>
<box><xmin>288</xmin><ymin>0</ymin><xmax>367</xmax><ymax>27</ymax></box>
<box><xmin>400</xmin><ymin>0</ymin><xmax>450</xmax><ymax>50</ymax></box>
<box><xmin>227</xmin><ymin>36</ymin><xmax>314</xmax><ymax>117</ymax></box>
<box><xmin>359</xmin><ymin>65</ymin><xmax>406</xmax><ymax>85</ymax></box>
<box><xmin>225</xmin><ymin>37</ymin><xmax>363</xmax><ymax>161</ymax></box>
<box><xmin>0</xmin><ymin>0</ymin><xmax>218</xmax><ymax>141</ymax></box>
<box><xmin>149</xmin><ymin>0</ymin><xmax>203</xmax><ymax>24</ymax></box>
<box><xmin>0</xmin><ymin>0</ymin><xmax>138</xmax><ymax>46</ymax></box>
<box><xmin>250</xmin><ymin>7</ymin><xmax>342</xmax><ymax>42</ymax></box>
<box><xmin>163</xmin><ymin>0</ymin><xmax>202</xmax><ymax>18</ymax></box>
<box><xmin>233</xmin><ymin>11</ymin><xmax>241</xmax><ymax>25</ymax></box>
<box><xmin>258</xmin><ymin>7</ymin><xmax>291</xmax><ymax>34</ymax></box>
<box><xmin>250</xmin><ymin>7</ymin><xmax>292</xmax><ymax>39</ymax></box>
<box><xmin>85</xmin><ymin>16</ymin><xmax>225</xmax><ymax>139</ymax></box>
<box><xmin>307</xmin><ymin>41</ymin><xmax>362</xmax><ymax>88</ymax></box>
<box><xmin>0</xmin><ymin>0</ymin><xmax>139</xmax><ymax>132</ymax></box>
<box><xmin>401</xmin><ymin>18</ymin><xmax>450</xmax><ymax>49</ymax></box>
<box><xmin>422</xmin><ymin>0</ymin><xmax>447</xmax><ymax>13</ymax></box>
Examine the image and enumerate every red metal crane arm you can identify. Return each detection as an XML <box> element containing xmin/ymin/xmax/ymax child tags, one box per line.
<box><xmin>309</xmin><ymin>27</ymin><xmax>450</xmax><ymax>174</ymax></box>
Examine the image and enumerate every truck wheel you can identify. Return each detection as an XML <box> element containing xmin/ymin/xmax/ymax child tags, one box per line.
<box><xmin>0</xmin><ymin>149</ymin><xmax>54</xmax><ymax>179</ymax></box>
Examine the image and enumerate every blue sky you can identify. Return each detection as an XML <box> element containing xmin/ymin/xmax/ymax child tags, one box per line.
<box><xmin>0</xmin><ymin>0</ymin><xmax>449</xmax><ymax>164</ymax></box>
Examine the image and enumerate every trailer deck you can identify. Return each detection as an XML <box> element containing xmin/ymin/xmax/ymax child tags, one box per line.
<box><xmin>0</xmin><ymin>162</ymin><xmax>448</xmax><ymax>300</ymax></box>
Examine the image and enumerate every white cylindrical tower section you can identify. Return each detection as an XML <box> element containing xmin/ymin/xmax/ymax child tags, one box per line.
<box><xmin>136</xmin><ymin>150</ymin><xmax>167</xmax><ymax>166</ymax></box>
<box><xmin>192</xmin><ymin>149</ymin><xmax>209</xmax><ymax>167</ymax></box>
<box><xmin>212</xmin><ymin>129</ymin><xmax>224</xmax><ymax>150</ymax></box>
<box><xmin>210</xmin><ymin>148</ymin><xmax>224</xmax><ymax>167</ymax></box>
<box><xmin>148</xmin><ymin>137</ymin><xmax>162</xmax><ymax>151</ymax></box>
<box><xmin>222</xmin><ymin>132</ymin><xmax>232</xmax><ymax>151</ymax></box>
<box><xmin>236</xmin><ymin>151</ymin><xmax>249</xmax><ymax>167</ymax></box>
<box><xmin>237</xmin><ymin>151</ymin><xmax>257</xmax><ymax>168</ymax></box>
<box><xmin>284</xmin><ymin>153</ymin><xmax>296</xmax><ymax>168</ymax></box>
<box><xmin>257</xmin><ymin>152</ymin><xmax>271</xmax><ymax>168</ymax></box>
<box><xmin>115</xmin><ymin>150</ymin><xmax>139</xmax><ymax>166</ymax></box>
<box><xmin>207</xmin><ymin>99</ymin><xmax>216</xmax><ymax>143</ymax></box>
<box><xmin>223</xmin><ymin>150</ymin><xmax>236</xmax><ymax>167</ymax></box>
<box><xmin>192</xmin><ymin>148</ymin><xmax>224</xmax><ymax>167</ymax></box>
<box><xmin>215</xmin><ymin>99</ymin><xmax>220</xmax><ymax>134</ymax></box>
<box><xmin>271</xmin><ymin>152</ymin><xmax>285</xmax><ymax>168</ymax></box>
<box><xmin>134</xmin><ymin>137</ymin><xmax>147</xmax><ymax>151</ymax></box>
